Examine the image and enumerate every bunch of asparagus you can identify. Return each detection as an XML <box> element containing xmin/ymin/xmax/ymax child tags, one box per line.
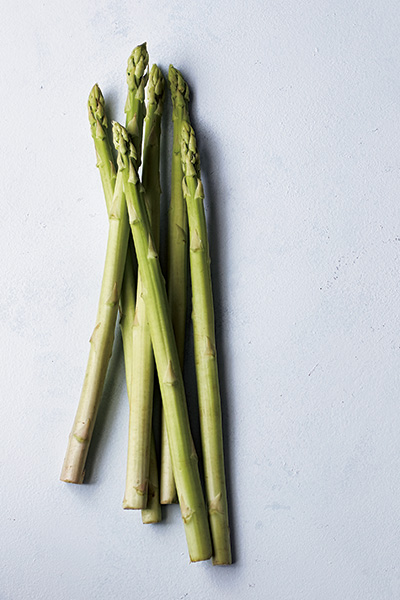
<box><xmin>60</xmin><ymin>43</ymin><xmax>231</xmax><ymax>565</ymax></box>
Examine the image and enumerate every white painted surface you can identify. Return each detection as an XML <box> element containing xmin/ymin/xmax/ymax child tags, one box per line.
<box><xmin>1</xmin><ymin>1</ymin><xmax>400</xmax><ymax>598</ymax></box>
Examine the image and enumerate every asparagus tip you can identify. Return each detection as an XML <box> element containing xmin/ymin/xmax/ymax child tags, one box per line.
<box><xmin>88</xmin><ymin>83</ymin><xmax>107</xmax><ymax>131</ymax></box>
<box><xmin>168</xmin><ymin>64</ymin><xmax>190</xmax><ymax>105</ymax></box>
<box><xmin>148</xmin><ymin>64</ymin><xmax>166</xmax><ymax>112</ymax></box>
<box><xmin>180</xmin><ymin>122</ymin><xmax>200</xmax><ymax>178</ymax></box>
<box><xmin>126</xmin><ymin>42</ymin><xmax>149</xmax><ymax>93</ymax></box>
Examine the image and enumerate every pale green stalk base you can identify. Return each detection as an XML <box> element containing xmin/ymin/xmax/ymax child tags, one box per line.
<box><xmin>160</xmin><ymin>413</ymin><xmax>177</xmax><ymax>503</ymax></box>
<box><xmin>161</xmin><ymin>65</ymin><xmax>190</xmax><ymax>504</ymax></box>
<box><xmin>123</xmin><ymin>280</ymin><xmax>154</xmax><ymax>508</ymax></box>
<box><xmin>181</xmin><ymin>123</ymin><xmax>232</xmax><ymax>565</ymax></box>
<box><xmin>142</xmin><ymin>435</ymin><xmax>162</xmax><ymax>523</ymax></box>
<box><xmin>122</xmin><ymin>245</ymin><xmax>157</xmax><ymax>511</ymax></box>
<box><xmin>115</xmin><ymin>122</ymin><xmax>212</xmax><ymax>562</ymax></box>
<box><xmin>60</xmin><ymin>172</ymin><xmax>130</xmax><ymax>483</ymax></box>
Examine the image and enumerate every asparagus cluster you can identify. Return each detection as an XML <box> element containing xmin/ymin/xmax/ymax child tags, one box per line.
<box><xmin>60</xmin><ymin>43</ymin><xmax>231</xmax><ymax>565</ymax></box>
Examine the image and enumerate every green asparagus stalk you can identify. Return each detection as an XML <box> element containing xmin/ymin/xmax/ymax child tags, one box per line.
<box><xmin>123</xmin><ymin>65</ymin><xmax>165</xmax><ymax>510</ymax></box>
<box><xmin>181</xmin><ymin>122</ymin><xmax>232</xmax><ymax>565</ymax></box>
<box><xmin>60</xmin><ymin>147</ymin><xmax>133</xmax><ymax>484</ymax></box>
<box><xmin>87</xmin><ymin>83</ymin><xmax>137</xmax><ymax>398</ymax></box>
<box><xmin>140</xmin><ymin>65</ymin><xmax>165</xmax><ymax>523</ymax></box>
<box><xmin>114</xmin><ymin>122</ymin><xmax>212</xmax><ymax>561</ymax></box>
<box><xmin>160</xmin><ymin>66</ymin><xmax>190</xmax><ymax>504</ymax></box>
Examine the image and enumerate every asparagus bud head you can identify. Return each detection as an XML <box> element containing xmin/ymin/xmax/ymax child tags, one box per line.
<box><xmin>180</xmin><ymin>122</ymin><xmax>200</xmax><ymax>179</ymax></box>
<box><xmin>126</xmin><ymin>42</ymin><xmax>149</xmax><ymax>101</ymax></box>
<box><xmin>168</xmin><ymin>65</ymin><xmax>190</xmax><ymax>111</ymax></box>
<box><xmin>88</xmin><ymin>84</ymin><xmax>108</xmax><ymax>137</ymax></box>
<box><xmin>147</xmin><ymin>64</ymin><xmax>166</xmax><ymax>115</ymax></box>
<box><xmin>112</xmin><ymin>121</ymin><xmax>137</xmax><ymax>166</ymax></box>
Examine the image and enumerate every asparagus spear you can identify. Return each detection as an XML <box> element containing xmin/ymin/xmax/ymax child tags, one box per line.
<box><xmin>160</xmin><ymin>66</ymin><xmax>190</xmax><ymax>504</ymax></box>
<box><xmin>87</xmin><ymin>83</ymin><xmax>137</xmax><ymax>403</ymax></box>
<box><xmin>122</xmin><ymin>45</ymin><xmax>150</xmax><ymax>509</ymax></box>
<box><xmin>140</xmin><ymin>65</ymin><xmax>165</xmax><ymax>523</ymax></box>
<box><xmin>60</xmin><ymin>144</ymin><xmax>133</xmax><ymax>484</ymax></box>
<box><xmin>114</xmin><ymin>122</ymin><xmax>212</xmax><ymax>562</ymax></box>
<box><xmin>123</xmin><ymin>65</ymin><xmax>165</xmax><ymax>510</ymax></box>
<box><xmin>181</xmin><ymin>122</ymin><xmax>232</xmax><ymax>565</ymax></box>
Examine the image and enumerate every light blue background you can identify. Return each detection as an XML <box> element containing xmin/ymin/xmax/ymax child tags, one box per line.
<box><xmin>1</xmin><ymin>1</ymin><xmax>400</xmax><ymax>598</ymax></box>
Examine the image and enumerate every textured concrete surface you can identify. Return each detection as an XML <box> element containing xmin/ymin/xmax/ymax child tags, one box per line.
<box><xmin>1</xmin><ymin>1</ymin><xmax>400</xmax><ymax>598</ymax></box>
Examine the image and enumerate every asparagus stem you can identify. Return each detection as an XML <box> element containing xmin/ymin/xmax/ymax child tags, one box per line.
<box><xmin>181</xmin><ymin>122</ymin><xmax>232</xmax><ymax>565</ymax></box>
<box><xmin>87</xmin><ymin>83</ymin><xmax>137</xmax><ymax>399</ymax></box>
<box><xmin>123</xmin><ymin>283</ymin><xmax>154</xmax><ymax>509</ymax></box>
<box><xmin>114</xmin><ymin>122</ymin><xmax>212</xmax><ymax>562</ymax></box>
<box><xmin>122</xmin><ymin>52</ymin><xmax>158</xmax><ymax>511</ymax></box>
<box><xmin>119</xmin><ymin>241</ymin><xmax>138</xmax><ymax>390</ymax></box>
<box><xmin>60</xmin><ymin>163</ymin><xmax>131</xmax><ymax>484</ymax></box>
<box><xmin>160</xmin><ymin>66</ymin><xmax>190</xmax><ymax>504</ymax></box>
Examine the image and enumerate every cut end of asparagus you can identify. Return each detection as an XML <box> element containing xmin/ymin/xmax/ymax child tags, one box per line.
<box><xmin>60</xmin><ymin>454</ymin><xmax>86</xmax><ymax>484</ymax></box>
<box><xmin>212</xmin><ymin>557</ymin><xmax>233</xmax><ymax>566</ymax></box>
<box><xmin>168</xmin><ymin>65</ymin><xmax>190</xmax><ymax>109</ymax></box>
<box><xmin>148</xmin><ymin>64</ymin><xmax>166</xmax><ymax>115</ymax></box>
<box><xmin>180</xmin><ymin>121</ymin><xmax>200</xmax><ymax>179</ymax></box>
<box><xmin>126</xmin><ymin>42</ymin><xmax>149</xmax><ymax>101</ymax></box>
<box><xmin>122</xmin><ymin>487</ymin><xmax>148</xmax><ymax>510</ymax></box>
<box><xmin>88</xmin><ymin>83</ymin><xmax>108</xmax><ymax>135</ymax></box>
<box><xmin>189</xmin><ymin>552</ymin><xmax>212</xmax><ymax>563</ymax></box>
<box><xmin>60</xmin><ymin>465</ymin><xmax>85</xmax><ymax>484</ymax></box>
